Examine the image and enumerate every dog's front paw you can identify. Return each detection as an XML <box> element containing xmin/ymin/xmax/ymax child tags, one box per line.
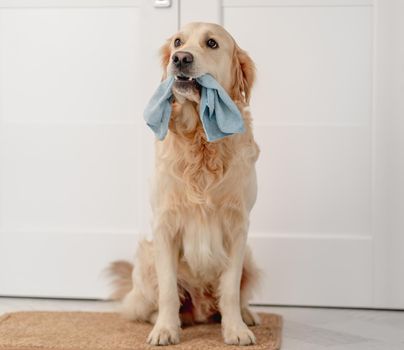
<box><xmin>147</xmin><ymin>323</ymin><xmax>180</xmax><ymax>346</ymax></box>
<box><xmin>223</xmin><ymin>322</ymin><xmax>256</xmax><ymax>346</ymax></box>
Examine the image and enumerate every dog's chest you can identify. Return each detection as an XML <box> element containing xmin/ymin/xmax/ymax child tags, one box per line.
<box><xmin>181</xmin><ymin>213</ymin><xmax>228</xmax><ymax>280</ymax></box>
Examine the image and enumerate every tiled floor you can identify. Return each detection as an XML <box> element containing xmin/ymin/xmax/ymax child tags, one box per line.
<box><xmin>1</xmin><ymin>297</ymin><xmax>403</xmax><ymax>349</ymax></box>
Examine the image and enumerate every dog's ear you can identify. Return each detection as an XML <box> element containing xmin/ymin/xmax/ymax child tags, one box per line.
<box><xmin>159</xmin><ymin>38</ymin><xmax>172</xmax><ymax>81</ymax></box>
<box><xmin>231</xmin><ymin>45</ymin><xmax>256</xmax><ymax>104</ymax></box>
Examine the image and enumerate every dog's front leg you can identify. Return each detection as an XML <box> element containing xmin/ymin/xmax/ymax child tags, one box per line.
<box><xmin>219</xmin><ymin>230</ymin><xmax>256</xmax><ymax>346</ymax></box>
<box><xmin>147</xmin><ymin>221</ymin><xmax>181</xmax><ymax>346</ymax></box>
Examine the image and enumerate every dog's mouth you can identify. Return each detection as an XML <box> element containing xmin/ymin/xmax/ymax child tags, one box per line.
<box><xmin>174</xmin><ymin>74</ymin><xmax>200</xmax><ymax>87</ymax></box>
<box><xmin>175</xmin><ymin>74</ymin><xmax>196</xmax><ymax>82</ymax></box>
<box><xmin>173</xmin><ymin>74</ymin><xmax>201</xmax><ymax>99</ymax></box>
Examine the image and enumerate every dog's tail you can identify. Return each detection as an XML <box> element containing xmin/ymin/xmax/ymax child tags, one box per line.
<box><xmin>106</xmin><ymin>260</ymin><xmax>134</xmax><ymax>300</ymax></box>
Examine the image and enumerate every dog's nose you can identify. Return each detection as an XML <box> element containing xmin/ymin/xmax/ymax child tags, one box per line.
<box><xmin>172</xmin><ymin>51</ymin><xmax>194</xmax><ymax>68</ymax></box>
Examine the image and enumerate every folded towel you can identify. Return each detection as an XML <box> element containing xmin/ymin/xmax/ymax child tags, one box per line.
<box><xmin>144</xmin><ymin>74</ymin><xmax>245</xmax><ymax>142</ymax></box>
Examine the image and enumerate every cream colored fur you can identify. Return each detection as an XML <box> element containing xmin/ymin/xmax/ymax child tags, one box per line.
<box><xmin>109</xmin><ymin>22</ymin><xmax>261</xmax><ymax>346</ymax></box>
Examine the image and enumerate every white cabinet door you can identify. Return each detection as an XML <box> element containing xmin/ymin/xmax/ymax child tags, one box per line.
<box><xmin>0</xmin><ymin>0</ymin><xmax>177</xmax><ymax>299</ymax></box>
<box><xmin>180</xmin><ymin>0</ymin><xmax>404</xmax><ymax>309</ymax></box>
<box><xmin>223</xmin><ymin>0</ymin><xmax>373</xmax><ymax>308</ymax></box>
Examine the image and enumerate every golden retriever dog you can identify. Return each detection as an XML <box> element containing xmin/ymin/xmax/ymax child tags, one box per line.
<box><xmin>110</xmin><ymin>22</ymin><xmax>260</xmax><ymax>346</ymax></box>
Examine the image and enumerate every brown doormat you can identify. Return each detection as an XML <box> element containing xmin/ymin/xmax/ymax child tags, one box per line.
<box><xmin>0</xmin><ymin>311</ymin><xmax>281</xmax><ymax>350</ymax></box>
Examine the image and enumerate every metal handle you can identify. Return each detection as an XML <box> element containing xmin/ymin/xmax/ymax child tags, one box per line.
<box><xmin>154</xmin><ymin>0</ymin><xmax>171</xmax><ymax>8</ymax></box>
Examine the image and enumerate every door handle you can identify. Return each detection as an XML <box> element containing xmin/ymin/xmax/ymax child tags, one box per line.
<box><xmin>154</xmin><ymin>0</ymin><xmax>171</xmax><ymax>8</ymax></box>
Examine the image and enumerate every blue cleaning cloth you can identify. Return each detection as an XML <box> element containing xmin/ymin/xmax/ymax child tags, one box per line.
<box><xmin>144</xmin><ymin>74</ymin><xmax>245</xmax><ymax>142</ymax></box>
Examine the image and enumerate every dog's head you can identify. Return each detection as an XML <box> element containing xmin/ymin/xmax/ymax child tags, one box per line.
<box><xmin>160</xmin><ymin>22</ymin><xmax>255</xmax><ymax>104</ymax></box>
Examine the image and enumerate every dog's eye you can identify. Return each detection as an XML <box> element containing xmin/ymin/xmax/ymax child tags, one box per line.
<box><xmin>207</xmin><ymin>39</ymin><xmax>218</xmax><ymax>49</ymax></box>
<box><xmin>174</xmin><ymin>38</ymin><xmax>182</xmax><ymax>48</ymax></box>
